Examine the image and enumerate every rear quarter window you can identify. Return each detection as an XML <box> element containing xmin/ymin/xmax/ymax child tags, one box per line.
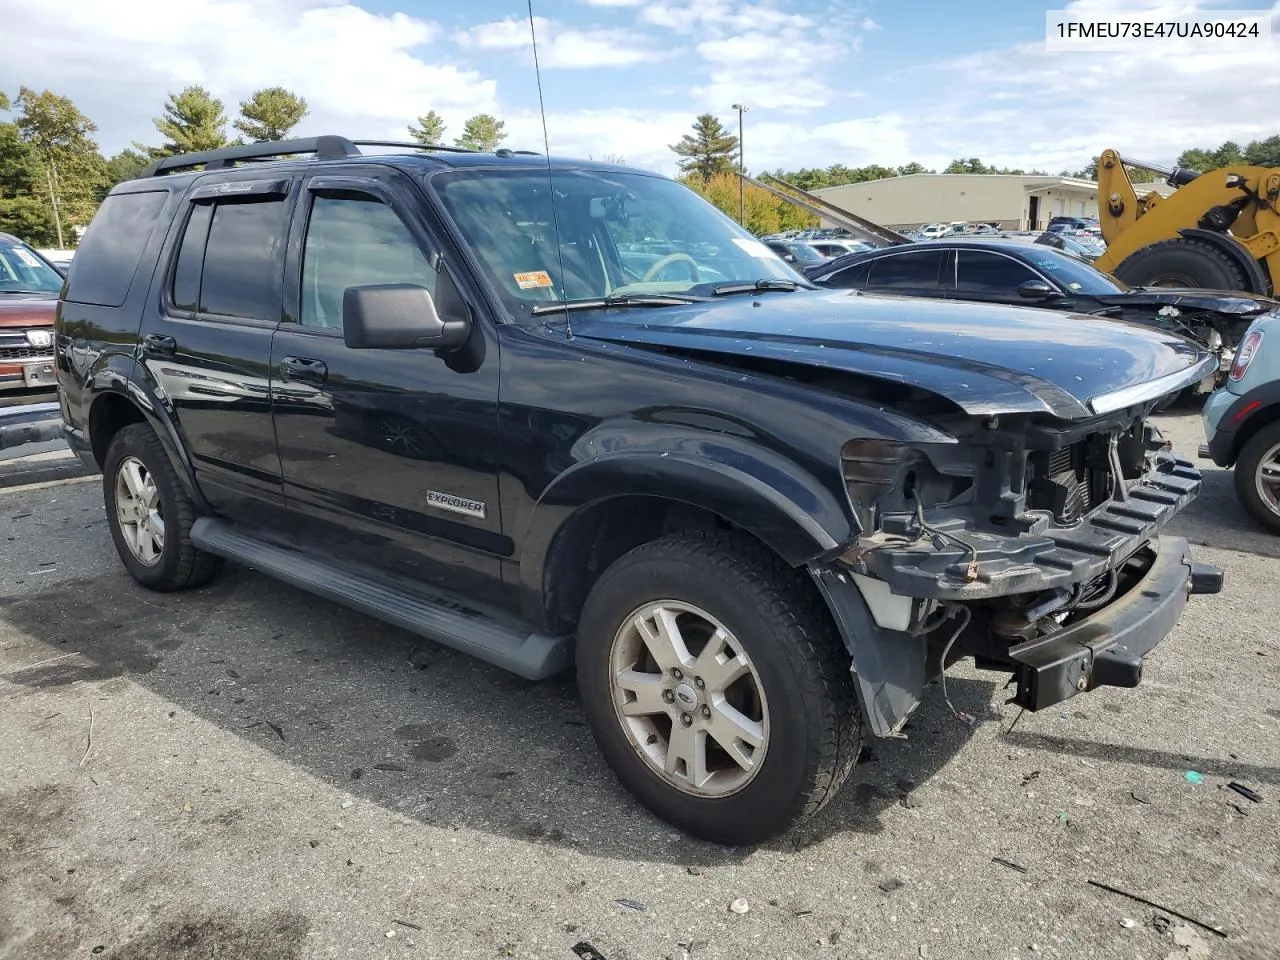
<box><xmin>64</xmin><ymin>190</ymin><xmax>169</xmax><ymax>307</ymax></box>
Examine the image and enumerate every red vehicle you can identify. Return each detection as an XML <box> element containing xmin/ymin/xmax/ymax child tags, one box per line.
<box><xmin>0</xmin><ymin>233</ymin><xmax>64</xmax><ymax>450</ymax></box>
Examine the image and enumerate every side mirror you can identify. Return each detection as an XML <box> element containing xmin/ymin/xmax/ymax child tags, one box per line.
<box><xmin>342</xmin><ymin>283</ymin><xmax>470</xmax><ymax>350</ymax></box>
<box><xmin>784</xmin><ymin>254</ymin><xmax>797</xmax><ymax>263</ymax></box>
<box><xmin>1017</xmin><ymin>279</ymin><xmax>1056</xmax><ymax>299</ymax></box>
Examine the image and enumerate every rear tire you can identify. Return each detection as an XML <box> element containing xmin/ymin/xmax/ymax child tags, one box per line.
<box><xmin>1234</xmin><ymin>420</ymin><xmax>1280</xmax><ymax>535</ymax></box>
<box><xmin>1115</xmin><ymin>237</ymin><xmax>1251</xmax><ymax>291</ymax></box>
<box><xmin>103</xmin><ymin>423</ymin><xmax>223</xmax><ymax>591</ymax></box>
<box><xmin>576</xmin><ymin>530</ymin><xmax>862</xmax><ymax>845</ymax></box>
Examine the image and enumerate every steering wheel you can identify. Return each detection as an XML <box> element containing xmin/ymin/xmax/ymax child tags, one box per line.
<box><xmin>643</xmin><ymin>253</ymin><xmax>700</xmax><ymax>283</ymax></box>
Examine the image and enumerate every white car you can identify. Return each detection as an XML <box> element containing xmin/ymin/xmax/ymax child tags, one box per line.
<box><xmin>918</xmin><ymin>223</ymin><xmax>950</xmax><ymax>239</ymax></box>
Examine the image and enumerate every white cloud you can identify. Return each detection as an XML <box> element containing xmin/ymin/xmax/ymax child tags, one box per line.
<box><xmin>455</xmin><ymin>15</ymin><xmax>669</xmax><ymax>68</ymax></box>
<box><xmin>913</xmin><ymin>0</ymin><xmax>1280</xmax><ymax>172</ymax></box>
<box><xmin>861</xmin><ymin>17</ymin><xmax>880</xmax><ymax>31</ymax></box>
<box><xmin>579</xmin><ymin>0</ymin><xmax>647</xmax><ymax>7</ymax></box>
<box><xmin>0</xmin><ymin>0</ymin><xmax>498</xmax><ymax>153</ymax></box>
<box><xmin>638</xmin><ymin>1</ymin><xmax>858</xmax><ymax>110</ymax></box>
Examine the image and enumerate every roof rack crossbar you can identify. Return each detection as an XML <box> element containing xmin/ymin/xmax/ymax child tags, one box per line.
<box><xmin>142</xmin><ymin>136</ymin><xmax>361</xmax><ymax>177</ymax></box>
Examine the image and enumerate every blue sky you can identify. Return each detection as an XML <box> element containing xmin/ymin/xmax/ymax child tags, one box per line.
<box><xmin>3</xmin><ymin>0</ymin><xmax>1277</xmax><ymax>175</ymax></box>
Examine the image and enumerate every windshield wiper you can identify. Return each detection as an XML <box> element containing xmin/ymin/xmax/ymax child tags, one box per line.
<box><xmin>531</xmin><ymin>293</ymin><xmax>708</xmax><ymax>316</ymax></box>
<box><xmin>0</xmin><ymin>289</ymin><xmax>56</xmax><ymax>295</ymax></box>
<box><xmin>711</xmin><ymin>278</ymin><xmax>801</xmax><ymax>296</ymax></box>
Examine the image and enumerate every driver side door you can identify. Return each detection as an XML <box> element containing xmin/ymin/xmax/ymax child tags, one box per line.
<box><xmin>269</xmin><ymin>170</ymin><xmax>506</xmax><ymax>603</ymax></box>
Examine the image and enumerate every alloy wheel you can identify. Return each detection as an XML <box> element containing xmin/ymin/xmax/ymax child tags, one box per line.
<box><xmin>114</xmin><ymin>455</ymin><xmax>165</xmax><ymax>566</ymax></box>
<box><xmin>1255</xmin><ymin>441</ymin><xmax>1280</xmax><ymax>517</ymax></box>
<box><xmin>608</xmin><ymin>600</ymin><xmax>769</xmax><ymax>797</ymax></box>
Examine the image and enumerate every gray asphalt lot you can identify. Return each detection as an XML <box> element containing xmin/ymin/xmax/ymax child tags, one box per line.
<box><xmin>1</xmin><ymin>406</ymin><xmax>1277</xmax><ymax>960</ymax></box>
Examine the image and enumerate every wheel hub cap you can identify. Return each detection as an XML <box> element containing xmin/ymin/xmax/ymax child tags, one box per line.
<box><xmin>673</xmin><ymin>682</ymin><xmax>699</xmax><ymax>709</ymax></box>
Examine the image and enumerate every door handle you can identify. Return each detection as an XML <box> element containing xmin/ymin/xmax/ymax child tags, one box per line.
<box><xmin>141</xmin><ymin>333</ymin><xmax>176</xmax><ymax>357</ymax></box>
<box><xmin>279</xmin><ymin>356</ymin><xmax>328</xmax><ymax>384</ymax></box>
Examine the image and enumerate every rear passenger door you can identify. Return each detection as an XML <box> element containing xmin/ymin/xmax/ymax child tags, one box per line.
<box><xmin>861</xmin><ymin>249</ymin><xmax>949</xmax><ymax>300</ymax></box>
<box><xmin>137</xmin><ymin>176</ymin><xmax>294</xmax><ymax>521</ymax></box>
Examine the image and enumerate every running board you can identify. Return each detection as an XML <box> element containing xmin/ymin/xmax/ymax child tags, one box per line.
<box><xmin>190</xmin><ymin>518</ymin><xmax>573</xmax><ymax>680</ymax></box>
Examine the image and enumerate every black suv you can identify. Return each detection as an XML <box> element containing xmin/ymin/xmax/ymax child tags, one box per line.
<box><xmin>57</xmin><ymin>136</ymin><xmax>1222</xmax><ymax>845</ymax></box>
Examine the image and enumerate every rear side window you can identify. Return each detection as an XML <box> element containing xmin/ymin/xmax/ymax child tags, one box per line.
<box><xmin>169</xmin><ymin>197</ymin><xmax>287</xmax><ymax>322</ymax></box>
<box><xmin>866</xmin><ymin>250</ymin><xmax>945</xmax><ymax>288</ymax></box>
<box><xmin>64</xmin><ymin>191</ymin><xmax>168</xmax><ymax>307</ymax></box>
<box><xmin>171</xmin><ymin>204</ymin><xmax>212</xmax><ymax>313</ymax></box>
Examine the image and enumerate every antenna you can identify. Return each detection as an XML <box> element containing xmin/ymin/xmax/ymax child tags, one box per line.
<box><xmin>527</xmin><ymin>0</ymin><xmax>572</xmax><ymax>338</ymax></box>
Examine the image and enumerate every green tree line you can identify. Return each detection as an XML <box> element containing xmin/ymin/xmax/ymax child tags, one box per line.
<box><xmin>1</xmin><ymin>83</ymin><xmax>511</xmax><ymax>247</ymax></box>
<box><xmin>668</xmin><ymin>114</ymin><xmax>1280</xmax><ymax>230</ymax></box>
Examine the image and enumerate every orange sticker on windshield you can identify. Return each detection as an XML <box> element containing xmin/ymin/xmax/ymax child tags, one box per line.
<box><xmin>514</xmin><ymin>270</ymin><xmax>553</xmax><ymax>289</ymax></box>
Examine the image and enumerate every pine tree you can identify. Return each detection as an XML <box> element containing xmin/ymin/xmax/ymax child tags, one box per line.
<box><xmin>234</xmin><ymin>87</ymin><xmax>308</xmax><ymax>142</ymax></box>
<box><xmin>409</xmin><ymin>110</ymin><xmax>446</xmax><ymax>147</ymax></box>
<box><xmin>147</xmin><ymin>86</ymin><xmax>229</xmax><ymax>157</ymax></box>
<box><xmin>455</xmin><ymin>114</ymin><xmax>505</xmax><ymax>152</ymax></box>
<box><xmin>669</xmin><ymin>114</ymin><xmax>738</xmax><ymax>180</ymax></box>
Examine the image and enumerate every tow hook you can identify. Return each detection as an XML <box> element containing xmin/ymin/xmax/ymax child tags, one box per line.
<box><xmin>1186</xmin><ymin>561</ymin><xmax>1224</xmax><ymax>596</ymax></box>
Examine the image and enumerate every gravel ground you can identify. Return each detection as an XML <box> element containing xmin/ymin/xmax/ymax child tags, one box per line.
<box><xmin>1</xmin><ymin>406</ymin><xmax>1277</xmax><ymax>960</ymax></box>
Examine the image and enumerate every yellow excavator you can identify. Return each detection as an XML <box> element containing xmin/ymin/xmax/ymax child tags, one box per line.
<box><xmin>1093</xmin><ymin>148</ymin><xmax>1280</xmax><ymax>296</ymax></box>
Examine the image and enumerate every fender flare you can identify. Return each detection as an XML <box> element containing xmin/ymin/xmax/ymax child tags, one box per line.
<box><xmin>87</xmin><ymin>360</ymin><xmax>209</xmax><ymax>512</ymax></box>
<box><xmin>519</xmin><ymin>447</ymin><xmax>856</xmax><ymax>614</ymax></box>
<box><xmin>1176</xmin><ymin>228</ymin><xmax>1271</xmax><ymax>295</ymax></box>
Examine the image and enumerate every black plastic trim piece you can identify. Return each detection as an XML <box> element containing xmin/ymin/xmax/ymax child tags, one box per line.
<box><xmin>190</xmin><ymin>517</ymin><xmax>573</xmax><ymax>679</ymax></box>
<box><xmin>1006</xmin><ymin>537</ymin><xmax>1217</xmax><ymax>710</ymax></box>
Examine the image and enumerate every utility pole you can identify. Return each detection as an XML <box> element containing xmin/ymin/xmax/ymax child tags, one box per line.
<box><xmin>732</xmin><ymin>103</ymin><xmax>748</xmax><ymax>227</ymax></box>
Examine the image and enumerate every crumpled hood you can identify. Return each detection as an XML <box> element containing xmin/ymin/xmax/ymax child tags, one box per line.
<box><xmin>1100</xmin><ymin>287</ymin><xmax>1279</xmax><ymax>315</ymax></box>
<box><xmin>570</xmin><ymin>289</ymin><xmax>1214</xmax><ymax>420</ymax></box>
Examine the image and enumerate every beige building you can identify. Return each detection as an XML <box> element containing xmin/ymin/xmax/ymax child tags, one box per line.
<box><xmin>812</xmin><ymin>174</ymin><xmax>1104</xmax><ymax>231</ymax></box>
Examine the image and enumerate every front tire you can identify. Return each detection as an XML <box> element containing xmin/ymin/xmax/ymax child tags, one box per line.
<box><xmin>103</xmin><ymin>423</ymin><xmax>223</xmax><ymax>591</ymax></box>
<box><xmin>1115</xmin><ymin>237</ymin><xmax>1251</xmax><ymax>291</ymax></box>
<box><xmin>576</xmin><ymin>531</ymin><xmax>862</xmax><ymax>845</ymax></box>
<box><xmin>1234</xmin><ymin>421</ymin><xmax>1280</xmax><ymax>535</ymax></box>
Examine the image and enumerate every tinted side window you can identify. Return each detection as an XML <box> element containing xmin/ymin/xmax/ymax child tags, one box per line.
<box><xmin>170</xmin><ymin>203</ymin><xmax>212</xmax><ymax>313</ymax></box>
<box><xmin>64</xmin><ymin>190</ymin><xmax>168</xmax><ymax>307</ymax></box>
<box><xmin>300</xmin><ymin>194</ymin><xmax>436</xmax><ymax>330</ymax></box>
<box><xmin>866</xmin><ymin>251</ymin><xmax>944</xmax><ymax>288</ymax></box>
<box><xmin>823</xmin><ymin>260</ymin><xmax>871</xmax><ymax>290</ymax></box>
<box><xmin>956</xmin><ymin>250</ymin><xmax>1039</xmax><ymax>293</ymax></box>
<box><xmin>198</xmin><ymin>199</ymin><xmax>288</xmax><ymax>321</ymax></box>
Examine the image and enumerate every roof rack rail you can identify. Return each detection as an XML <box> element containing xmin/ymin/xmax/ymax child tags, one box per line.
<box><xmin>494</xmin><ymin>148</ymin><xmax>542</xmax><ymax>157</ymax></box>
<box><xmin>140</xmin><ymin>136</ymin><xmax>542</xmax><ymax>178</ymax></box>
<box><xmin>350</xmin><ymin>139</ymin><xmax>475</xmax><ymax>154</ymax></box>
<box><xmin>141</xmin><ymin>136</ymin><xmax>361</xmax><ymax>177</ymax></box>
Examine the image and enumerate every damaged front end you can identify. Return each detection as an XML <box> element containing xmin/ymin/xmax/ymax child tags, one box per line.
<box><xmin>811</xmin><ymin>397</ymin><xmax>1224</xmax><ymax>739</ymax></box>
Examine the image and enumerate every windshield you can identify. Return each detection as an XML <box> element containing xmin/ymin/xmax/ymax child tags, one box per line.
<box><xmin>1020</xmin><ymin>245</ymin><xmax>1126</xmax><ymax>295</ymax></box>
<box><xmin>430</xmin><ymin>168</ymin><xmax>804</xmax><ymax>320</ymax></box>
<box><xmin>0</xmin><ymin>239</ymin><xmax>64</xmax><ymax>293</ymax></box>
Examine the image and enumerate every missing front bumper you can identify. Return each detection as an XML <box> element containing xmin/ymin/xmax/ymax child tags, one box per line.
<box><xmin>1006</xmin><ymin>537</ymin><xmax>1222</xmax><ymax>711</ymax></box>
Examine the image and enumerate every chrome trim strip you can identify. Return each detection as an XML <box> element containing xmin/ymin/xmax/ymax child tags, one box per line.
<box><xmin>1089</xmin><ymin>355</ymin><xmax>1218</xmax><ymax>414</ymax></box>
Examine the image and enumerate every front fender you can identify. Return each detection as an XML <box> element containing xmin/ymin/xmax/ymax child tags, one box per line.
<box><xmin>518</xmin><ymin>427</ymin><xmax>857</xmax><ymax>611</ymax></box>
